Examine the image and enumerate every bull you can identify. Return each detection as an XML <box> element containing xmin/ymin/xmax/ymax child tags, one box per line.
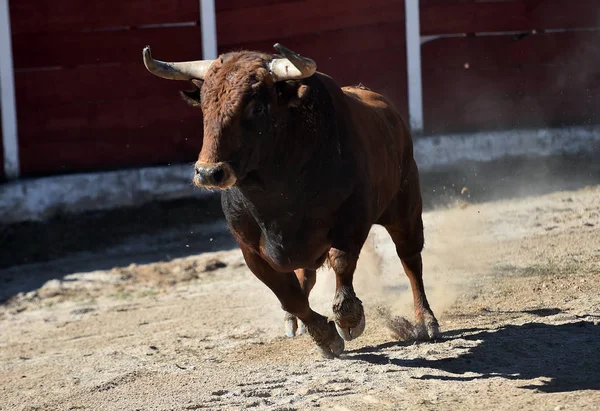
<box><xmin>142</xmin><ymin>43</ymin><xmax>439</xmax><ymax>358</ymax></box>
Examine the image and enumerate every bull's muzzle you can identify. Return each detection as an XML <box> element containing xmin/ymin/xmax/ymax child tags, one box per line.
<box><xmin>194</xmin><ymin>162</ymin><xmax>237</xmax><ymax>189</ymax></box>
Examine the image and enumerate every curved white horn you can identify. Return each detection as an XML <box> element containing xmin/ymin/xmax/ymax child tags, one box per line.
<box><xmin>142</xmin><ymin>46</ymin><xmax>214</xmax><ymax>81</ymax></box>
<box><xmin>269</xmin><ymin>43</ymin><xmax>317</xmax><ymax>81</ymax></box>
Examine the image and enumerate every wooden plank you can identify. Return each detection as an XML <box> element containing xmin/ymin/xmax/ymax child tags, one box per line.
<box><xmin>422</xmin><ymin>37</ymin><xmax>600</xmax><ymax>99</ymax></box>
<box><xmin>12</xmin><ymin>26</ymin><xmax>202</xmax><ymax>69</ymax></box>
<box><xmin>420</xmin><ymin>0</ymin><xmax>600</xmax><ymax>35</ymax></box>
<box><xmin>424</xmin><ymin>64</ymin><xmax>600</xmax><ymax>105</ymax></box>
<box><xmin>530</xmin><ymin>0</ymin><xmax>600</xmax><ymax>30</ymax></box>
<box><xmin>422</xmin><ymin>31</ymin><xmax>600</xmax><ymax>70</ymax></box>
<box><xmin>19</xmin><ymin>132</ymin><xmax>200</xmax><ymax>175</ymax></box>
<box><xmin>220</xmin><ymin>21</ymin><xmax>406</xmax><ymax>63</ymax></box>
<box><xmin>420</xmin><ymin>0</ymin><xmax>473</xmax><ymax>5</ymax></box>
<box><xmin>422</xmin><ymin>1</ymin><xmax>528</xmax><ymax>35</ymax></box>
<box><xmin>425</xmin><ymin>67</ymin><xmax>600</xmax><ymax>104</ymax></box>
<box><xmin>423</xmin><ymin>92</ymin><xmax>600</xmax><ymax>133</ymax></box>
<box><xmin>17</xmin><ymin>97</ymin><xmax>203</xmax><ymax>143</ymax></box>
<box><xmin>10</xmin><ymin>0</ymin><xmax>199</xmax><ymax>35</ymax></box>
<box><xmin>17</xmin><ymin>96</ymin><xmax>203</xmax><ymax>174</ymax></box>
<box><xmin>216</xmin><ymin>0</ymin><xmax>299</xmax><ymax>12</ymax></box>
<box><xmin>216</xmin><ymin>0</ymin><xmax>405</xmax><ymax>47</ymax></box>
<box><xmin>15</xmin><ymin>65</ymin><xmax>193</xmax><ymax>107</ymax></box>
<box><xmin>422</xmin><ymin>63</ymin><xmax>600</xmax><ymax>133</ymax></box>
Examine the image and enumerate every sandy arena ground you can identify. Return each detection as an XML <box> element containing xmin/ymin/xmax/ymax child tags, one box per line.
<box><xmin>1</xmin><ymin>156</ymin><xmax>599</xmax><ymax>410</ymax></box>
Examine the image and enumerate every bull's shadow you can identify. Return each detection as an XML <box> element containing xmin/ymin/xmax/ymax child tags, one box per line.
<box><xmin>0</xmin><ymin>196</ymin><xmax>237</xmax><ymax>303</ymax></box>
<box><xmin>346</xmin><ymin>320</ymin><xmax>600</xmax><ymax>393</ymax></box>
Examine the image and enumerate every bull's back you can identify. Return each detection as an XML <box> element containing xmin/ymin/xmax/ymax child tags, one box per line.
<box><xmin>340</xmin><ymin>85</ymin><xmax>414</xmax><ymax>214</ymax></box>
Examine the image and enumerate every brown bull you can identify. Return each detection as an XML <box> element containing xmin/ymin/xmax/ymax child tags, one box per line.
<box><xmin>143</xmin><ymin>43</ymin><xmax>439</xmax><ymax>358</ymax></box>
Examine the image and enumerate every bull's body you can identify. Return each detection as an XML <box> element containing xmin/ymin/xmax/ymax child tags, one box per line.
<box><xmin>143</xmin><ymin>46</ymin><xmax>439</xmax><ymax>357</ymax></box>
<box><xmin>224</xmin><ymin>75</ymin><xmax>415</xmax><ymax>272</ymax></box>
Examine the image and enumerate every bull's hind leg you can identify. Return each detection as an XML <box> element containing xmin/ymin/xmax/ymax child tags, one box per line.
<box><xmin>385</xmin><ymin>224</ymin><xmax>440</xmax><ymax>340</ymax></box>
<box><xmin>240</xmin><ymin>246</ymin><xmax>344</xmax><ymax>358</ymax></box>
<box><xmin>284</xmin><ymin>269</ymin><xmax>316</xmax><ymax>337</ymax></box>
<box><xmin>329</xmin><ymin>248</ymin><xmax>366</xmax><ymax>341</ymax></box>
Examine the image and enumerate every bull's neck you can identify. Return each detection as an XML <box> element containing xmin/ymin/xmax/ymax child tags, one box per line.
<box><xmin>238</xmin><ymin>131</ymin><xmax>344</xmax><ymax>200</ymax></box>
<box><xmin>234</xmin><ymin>74</ymin><xmax>355</xmax><ymax>212</ymax></box>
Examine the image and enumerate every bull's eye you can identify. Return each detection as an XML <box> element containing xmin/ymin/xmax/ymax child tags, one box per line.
<box><xmin>251</xmin><ymin>103</ymin><xmax>265</xmax><ymax>117</ymax></box>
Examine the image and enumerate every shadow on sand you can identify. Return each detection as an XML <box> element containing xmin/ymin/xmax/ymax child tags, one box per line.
<box><xmin>346</xmin><ymin>320</ymin><xmax>600</xmax><ymax>393</ymax></box>
<box><xmin>0</xmin><ymin>196</ymin><xmax>237</xmax><ymax>302</ymax></box>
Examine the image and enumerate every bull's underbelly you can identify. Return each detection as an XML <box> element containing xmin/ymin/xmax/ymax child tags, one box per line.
<box><xmin>258</xmin><ymin>227</ymin><xmax>331</xmax><ymax>272</ymax></box>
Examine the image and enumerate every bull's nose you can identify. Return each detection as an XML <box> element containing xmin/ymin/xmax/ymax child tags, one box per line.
<box><xmin>194</xmin><ymin>162</ymin><xmax>236</xmax><ymax>189</ymax></box>
<box><xmin>194</xmin><ymin>164</ymin><xmax>223</xmax><ymax>183</ymax></box>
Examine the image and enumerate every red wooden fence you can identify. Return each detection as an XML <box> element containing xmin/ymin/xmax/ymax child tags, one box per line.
<box><xmin>217</xmin><ymin>0</ymin><xmax>409</xmax><ymax>119</ymax></box>
<box><xmin>10</xmin><ymin>0</ymin><xmax>204</xmax><ymax>176</ymax></box>
<box><xmin>7</xmin><ymin>0</ymin><xmax>600</xmax><ymax>178</ymax></box>
<box><xmin>420</xmin><ymin>0</ymin><xmax>600</xmax><ymax>133</ymax></box>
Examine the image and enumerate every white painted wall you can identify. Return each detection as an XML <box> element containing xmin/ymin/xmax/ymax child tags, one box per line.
<box><xmin>0</xmin><ymin>164</ymin><xmax>207</xmax><ymax>224</ymax></box>
<box><xmin>0</xmin><ymin>0</ymin><xmax>19</xmax><ymax>179</ymax></box>
<box><xmin>200</xmin><ymin>0</ymin><xmax>218</xmax><ymax>59</ymax></box>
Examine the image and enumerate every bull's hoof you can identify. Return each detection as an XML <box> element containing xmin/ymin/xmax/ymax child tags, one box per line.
<box><xmin>416</xmin><ymin>311</ymin><xmax>440</xmax><ymax>341</ymax></box>
<box><xmin>316</xmin><ymin>322</ymin><xmax>345</xmax><ymax>359</ymax></box>
<box><xmin>306</xmin><ymin>316</ymin><xmax>345</xmax><ymax>359</ymax></box>
<box><xmin>335</xmin><ymin>310</ymin><xmax>366</xmax><ymax>341</ymax></box>
<box><xmin>284</xmin><ymin>312</ymin><xmax>306</xmax><ymax>337</ymax></box>
<box><xmin>332</xmin><ymin>289</ymin><xmax>366</xmax><ymax>341</ymax></box>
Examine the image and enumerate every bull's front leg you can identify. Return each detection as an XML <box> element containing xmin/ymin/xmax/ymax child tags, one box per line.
<box><xmin>284</xmin><ymin>269</ymin><xmax>316</xmax><ymax>337</ymax></box>
<box><xmin>239</xmin><ymin>246</ymin><xmax>344</xmax><ymax>359</ymax></box>
<box><xmin>329</xmin><ymin>248</ymin><xmax>366</xmax><ymax>341</ymax></box>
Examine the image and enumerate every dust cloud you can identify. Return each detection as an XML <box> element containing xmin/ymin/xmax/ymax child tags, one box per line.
<box><xmin>303</xmin><ymin>205</ymin><xmax>489</xmax><ymax>340</ymax></box>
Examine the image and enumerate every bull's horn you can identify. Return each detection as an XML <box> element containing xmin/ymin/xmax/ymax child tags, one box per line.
<box><xmin>142</xmin><ymin>45</ymin><xmax>214</xmax><ymax>81</ymax></box>
<box><xmin>269</xmin><ymin>43</ymin><xmax>317</xmax><ymax>81</ymax></box>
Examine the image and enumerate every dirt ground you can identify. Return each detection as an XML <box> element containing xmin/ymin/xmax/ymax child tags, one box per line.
<box><xmin>1</xmin><ymin>155</ymin><xmax>599</xmax><ymax>410</ymax></box>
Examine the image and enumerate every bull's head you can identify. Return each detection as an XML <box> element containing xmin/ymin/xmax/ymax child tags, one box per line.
<box><xmin>143</xmin><ymin>43</ymin><xmax>317</xmax><ymax>189</ymax></box>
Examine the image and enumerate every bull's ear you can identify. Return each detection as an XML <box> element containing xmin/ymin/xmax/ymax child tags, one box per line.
<box><xmin>180</xmin><ymin>79</ymin><xmax>203</xmax><ymax>107</ymax></box>
<box><xmin>278</xmin><ymin>80</ymin><xmax>311</xmax><ymax>108</ymax></box>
